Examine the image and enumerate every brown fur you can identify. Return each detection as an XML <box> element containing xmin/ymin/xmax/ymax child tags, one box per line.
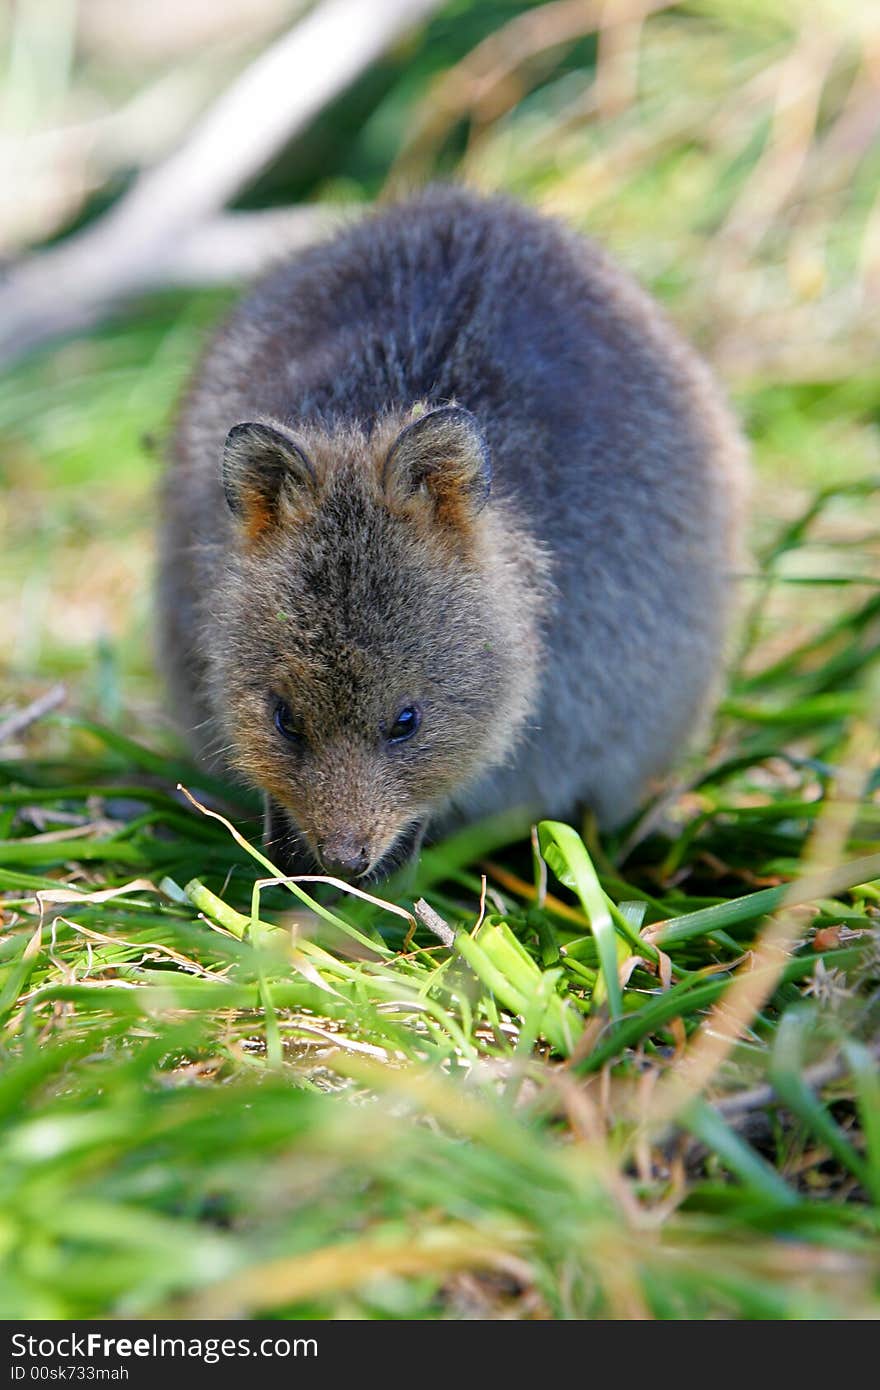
<box><xmin>157</xmin><ymin>186</ymin><xmax>747</xmax><ymax>879</ymax></box>
<box><xmin>194</xmin><ymin>407</ymin><xmax>546</xmax><ymax>875</ymax></box>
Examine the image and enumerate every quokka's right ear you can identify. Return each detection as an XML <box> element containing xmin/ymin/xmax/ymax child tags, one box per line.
<box><xmin>222</xmin><ymin>421</ymin><xmax>317</xmax><ymax>540</ymax></box>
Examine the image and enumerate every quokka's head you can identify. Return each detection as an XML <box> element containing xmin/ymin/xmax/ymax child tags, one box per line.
<box><xmin>208</xmin><ymin>404</ymin><xmax>546</xmax><ymax>880</ymax></box>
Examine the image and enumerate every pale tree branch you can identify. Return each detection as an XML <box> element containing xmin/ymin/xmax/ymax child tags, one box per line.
<box><xmin>0</xmin><ymin>0</ymin><xmax>443</xmax><ymax>364</ymax></box>
<box><xmin>155</xmin><ymin>206</ymin><xmax>349</xmax><ymax>286</ymax></box>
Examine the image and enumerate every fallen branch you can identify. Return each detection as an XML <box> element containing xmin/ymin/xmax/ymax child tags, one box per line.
<box><xmin>153</xmin><ymin>206</ymin><xmax>346</xmax><ymax>286</ymax></box>
<box><xmin>0</xmin><ymin>0</ymin><xmax>442</xmax><ymax>364</ymax></box>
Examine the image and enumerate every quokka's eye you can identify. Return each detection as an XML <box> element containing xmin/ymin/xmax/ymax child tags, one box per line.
<box><xmin>385</xmin><ymin>704</ymin><xmax>422</xmax><ymax>744</ymax></box>
<box><xmin>274</xmin><ymin>700</ymin><xmax>304</xmax><ymax>744</ymax></box>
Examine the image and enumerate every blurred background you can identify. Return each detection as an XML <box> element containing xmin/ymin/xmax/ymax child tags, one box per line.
<box><xmin>1</xmin><ymin>0</ymin><xmax>878</xmax><ymax>735</ymax></box>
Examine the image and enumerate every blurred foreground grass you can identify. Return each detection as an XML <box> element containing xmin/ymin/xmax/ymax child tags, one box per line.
<box><xmin>1</xmin><ymin>0</ymin><xmax>879</xmax><ymax>1320</ymax></box>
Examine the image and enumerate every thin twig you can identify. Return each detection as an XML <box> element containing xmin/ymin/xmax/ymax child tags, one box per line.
<box><xmin>713</xmin><ymin>1040</ymin><xmax>880</xmax><ymax>1120</ymax></box>
<box><xmin>0</xmin><ymin>683</ymin><xmax>66</xmax><ymax>745</ymax></box>
<box><xmin>413</xmin><ymin>898</ymin><xmax>456</xmax><ymax>948</ymax></box>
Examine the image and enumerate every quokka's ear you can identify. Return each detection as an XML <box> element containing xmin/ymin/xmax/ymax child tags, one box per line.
<box><xmin>222</xmin><ymin>421</ymin><xmax>316</xmax><ymax>539</ymax></box>
<box><xmin>382</xmin><ymin>406</ymin><xmax>491</xmax><ymax>524</ymax></box>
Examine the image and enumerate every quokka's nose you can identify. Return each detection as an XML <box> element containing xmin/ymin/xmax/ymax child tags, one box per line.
<box><xmin>319</xmin><ymin>835</ymin><xmax>371</xmax><ymax>879</ymax></box>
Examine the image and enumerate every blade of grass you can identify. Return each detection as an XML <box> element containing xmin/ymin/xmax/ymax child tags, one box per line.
<box><xmin>537</xmin><ymin>822</ymin><xmax>625</xmax><ymax>1021</ymax></box>
<box><xmin>770</xmin><ymin>1010</ymin><xmax>871</xmax><ymax>1191</ymax></box>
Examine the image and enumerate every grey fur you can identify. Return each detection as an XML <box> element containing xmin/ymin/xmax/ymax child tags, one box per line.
<box><xmin>158</xmin><ymin>185</ymin><xmax>748</xmax><ymax>876</ymax></box>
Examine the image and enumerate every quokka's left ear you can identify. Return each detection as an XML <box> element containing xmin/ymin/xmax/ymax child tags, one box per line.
<box><xmin>382</xmin><ymin>405</ymin><xmax>492</xmax><ymax>525</ymax></box>
<box><xmin>222</xmin><ymin>420</ymin><xmax>317</xmax><ymax>540</ymax></box>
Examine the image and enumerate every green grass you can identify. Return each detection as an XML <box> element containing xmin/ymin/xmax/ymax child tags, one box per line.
<box><xmin>2</xmin><ymin>0</ymin><xmax>880</xmax><ymax>1322</ymax></box>
<box><xmin>1</xmin><ymin>475</ymin><xmax>878</xmax><ymax>1319</ymax></box>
